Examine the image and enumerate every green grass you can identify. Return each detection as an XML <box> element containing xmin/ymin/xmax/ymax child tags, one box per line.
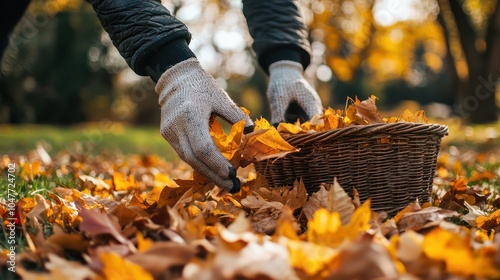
<box><xmin>0</xmin><ymin>123</ymin><xmax>178</xmax><ymax>159</ymax></box>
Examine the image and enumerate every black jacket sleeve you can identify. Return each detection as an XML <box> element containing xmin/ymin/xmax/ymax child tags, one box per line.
<box><xmin>86</xmin><ymin>0</ymin><xmax>195</xmax><ymax>81</ymax></box>
<box><xmin>242</xmin><ymin>0</ymin><xmax>311</xmax><ymax>74</ymax></box>
<box><xmin>1</xmin><ymin>0</ymin><xmax>30</xmax><ymax>57</ymax></box>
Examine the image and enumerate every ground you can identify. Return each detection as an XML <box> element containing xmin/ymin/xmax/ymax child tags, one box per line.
<box><xmin>0</xmin><ymin>118</ymin><xmax>499</xmax><ymax>280</ymax></box>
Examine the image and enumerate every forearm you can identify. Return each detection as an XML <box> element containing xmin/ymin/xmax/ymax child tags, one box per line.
<box><xmin>242</xmin><ymin>0</ymin><xmax>311</xmax><ymax>74</ymax></box>
<box><xmin>86</xmin><ymin>0</ymin><xmax>195</xmax><ymax>81</ymax></box>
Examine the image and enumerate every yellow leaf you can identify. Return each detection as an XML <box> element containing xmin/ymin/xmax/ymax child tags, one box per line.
<box><xmin>240</xmin><ymin>126</ymin><xmax>298</xmax><ymax>166</ymax></box>
<box><xmin>210</xmin><ymin>119</ymin><xmax>246</xmax><ymax>161</ymax></box>
<box><xmin>99</xmin><ymin>252</ymin><xmax>154</xmax><ymax>280</ymax></box>
<box><xmin>322</xmin><ymin>107</ymin><xmax>343</xmax><ymax>130</ymax></box>
<box><xmin>112</xmin><ymin>172</ymin><xmax>136</xmax><ymax>191</ymax></box>
<box><xmin>287</xmin><ymin>239</ymin><xmax>338</xmax><ymax>275</ymax></box>
<box><xmin>307</xmin><ymin>200</ymin><xmax>371</xmax><ymax>248</ymax></box>
<box><xmin>253</xmin><ymin>118</ymin><xmax>272</xmax><ymax>131</ymax></box>
<box><xmin>423</xmin><ymin>227</ymin><xmax>474</xmax><ymax>276</ymax></box>
<box><xmin>277</xmin><ymin>122</ymin><xmax>303</xmax><ymax>134</ymax></box>
<box><xmin>136</xmin><ymin>232</ymin><xmax>153</xmax><ymax>253</ymax></box>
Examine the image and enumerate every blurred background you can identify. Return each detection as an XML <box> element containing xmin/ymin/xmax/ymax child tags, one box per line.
<box><xmin>0</xmin><ymin>0</ymin><xmax>499</xmax><ymax>129</ymax></box>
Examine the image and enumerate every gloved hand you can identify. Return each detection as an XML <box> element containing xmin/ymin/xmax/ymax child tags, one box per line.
<box><xmin>155</xmin><ymin>58</ymin><xmax>253</xmax><ymax>193</ymax></box>
<box><xmin>267</xmin><ymin>60</ymin><xmax>323</xmax><ymax>125</ymax></box>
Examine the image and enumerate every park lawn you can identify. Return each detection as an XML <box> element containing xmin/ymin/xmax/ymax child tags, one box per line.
<box><xmin>0</xmin><ymin>123</ymin><xmax>178</xmax><ymax>160</ymax></box>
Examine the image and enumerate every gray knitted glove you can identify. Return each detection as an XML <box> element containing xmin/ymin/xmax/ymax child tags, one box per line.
<box><xmin>155</xmin><ymin>58</ymin><xmax>253</xmax><ymax>193</ymax></box>
<box><xmin>267</xmin><ymin>60</ymin><xmax>323</xmax><ymax>125</ymax></box>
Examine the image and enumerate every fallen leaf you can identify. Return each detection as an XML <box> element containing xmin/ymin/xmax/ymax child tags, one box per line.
<box><xmin>354</xmin><ymin>95</ymin><xmax>384</xmax><ymax>124</ymax></box>
<box><xmin>397</xmin><ymin>207</ymin><xmax>459</xmax><ymax>232</ymax></box>
<box><xmin>423</xmin><ymin>227</ymin><xmax>474</xmax><ymax>276</ymax></box>
<box><xmin>78</xmin><ymin>208</ymin><xmax>129</xmax><ymax>244</ymax></box>
<box><xmin>99</xmin><ymin>252</ymin><xmax>154</xmax><ymax>280</ymax></box>
<box><xmin>127</xmin><ymin>242</ymin><xmax>195</xmax><ymax>278</ymax></box>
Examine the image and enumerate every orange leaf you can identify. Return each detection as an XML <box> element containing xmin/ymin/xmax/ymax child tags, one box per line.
<box><xmin>112</xmin><ymin>172</ymin><xmax>136</xmax><ymax>191</ymax></box>
<box><xmin>475</xmin><ymin>209</ymin><xmax>500</xmax><ymax>231</ymax></box>
<box><xmin>99</xmin><ymin>252</ymin><xmax>154</xmax><ymax>280</ymax></box>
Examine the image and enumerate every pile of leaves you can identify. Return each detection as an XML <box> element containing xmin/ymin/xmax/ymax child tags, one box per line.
<box><xmin>1</xmin><ymin>100</ymin><xmax>500</xmax><ymax>279</ymax></box>
<box><xmin>276</xmin><ymin>96</ymin><xmax>428</xmax><ymax>135</ymax></box>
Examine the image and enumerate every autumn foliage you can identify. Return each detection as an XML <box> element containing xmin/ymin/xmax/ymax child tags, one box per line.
<box><xmin>1</xmin><ymin>103</ymin><xmax>500</xmax><ymax>279</ymax></box>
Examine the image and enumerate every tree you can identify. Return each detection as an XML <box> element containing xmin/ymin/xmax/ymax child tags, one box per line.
<box><xmin>438</xmin><ymin>0</ymin><xmax>499</xmax><ymax>123</ymax></box>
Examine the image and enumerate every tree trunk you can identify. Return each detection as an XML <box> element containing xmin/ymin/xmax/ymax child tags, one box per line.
<box><xmin>444</xmin><ymin>0</ymin><xmax>499</xmax><ymax>123</ymax></box>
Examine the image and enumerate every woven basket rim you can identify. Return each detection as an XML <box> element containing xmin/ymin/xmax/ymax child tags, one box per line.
<box><xmin>282</xmin><ymin>122</ymin><xmax>449</xmax><ymax>146</ymax></box>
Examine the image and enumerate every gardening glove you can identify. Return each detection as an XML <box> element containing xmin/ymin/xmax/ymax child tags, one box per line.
<box><xmin>155</xmin><ymin>58</ymin><xmax>253</xmax><ymax>193</ymax></box>
<box><xmin>267</xmin><ymin>60</ymin><xmax>323</xmax><ymax>126</ymax></box>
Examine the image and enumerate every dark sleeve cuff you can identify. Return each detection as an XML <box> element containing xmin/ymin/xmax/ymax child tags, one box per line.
<box><xmin>143</xmin><ymin>39</ymin><xmax>196</xmax><ymax>82</ymax></box>
<box><xmin>259</xmin><ymin>47</ymin><xmax>310</xmax><ymax>75</ymax></box>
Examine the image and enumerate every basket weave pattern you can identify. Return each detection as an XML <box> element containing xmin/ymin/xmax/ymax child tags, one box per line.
<box><xmin>254</xmin><ymin>123</ymin><xmax>448</xmax><ymax>214</ymax></box>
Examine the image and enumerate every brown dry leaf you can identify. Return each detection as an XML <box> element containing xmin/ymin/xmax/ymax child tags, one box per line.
<box><xmin>45</xmin><ymin>253</ymin><xmax>96</xmax><ymax>280</ymax></box>
<box><xmin>302</xmin><ymin>185</ymin><xmax>329</xmax><ymax>221</ymax></box>
<box><xmin>248</xmin><ymin>179</ymin><xmax>307</xmax><ymax>212</ymax></box>
<box><xmin>250</xmin><ymin>201</ymin><xmax>283</xmax><ymax>234</ymax></box>
<box><xmin>78</xmin><ymin>208</ymin><xmax>129</xmax><ymax>244</ymax></box>
<box><xmin>440</xmin><ymin>177</ymin><xmax>489</xmax><ymax>210</ymax></box>
<box><xmin>354</xmin><ymin>95</ymin><xmax>384</xmax><ymax>124</ymax></box>
<box><xmin>302</xmin><ymin>181</ymin><xmax>355</xmax><ymax>224</ymax></box>
<box><xmin>397</xmin><ymin>207</ymin><xmax>459</xmax><ymax>232</ymax></box>
<box><xmin>43</xmin><ymin>224</ymin><xmax>89</xmax><ymax>254</ymax></box>
<box><xmin>396</xmin><ymin>230</ymin><xmax>424</xmax><ymax>263</ymax></box>
<box><xmin>187</xmin><ymin>213</ymin><xmax>297</xmax><ymax>280</ymax></box>
<box><xmin>26</xmin><ymin>194</ymin><xmax>50</xmax><ymax>221</ymax></box>
<box><xmin>393</xmin><ymin>200</ymin><xmax>422</xmax><ymax>224</ymax></box>
<box><xmin>99</xmin><ymin>252</ymin><xmax>154</xmax><ymax>280</ymax></box>
<box><xmin>127</xmin><ymin>242</ymin><xmax>195</xmax><ymax>278</ymax></box>
<box><xmin>327</xmin><ymin>178</ymin><xmax>355</xmax><ymax>225</ymax></box>
<box><xmin>475</xmin><ymin>209</ymin><xmax>500</xmax><ymax>231</ymax></box>
<box><xmin>159</xmin><ymin>172</ymin><xmax>211</xmax><ymax>209</ymax></box>
<box><xmin>327</xmin><ymin>238</ymin><xmax>400</xmax><ymax>279</ymax></box>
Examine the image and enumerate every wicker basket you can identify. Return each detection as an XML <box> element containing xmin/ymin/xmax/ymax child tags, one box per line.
<box><xmin>254</xmin><ymin>122</ymin><xmax>448</xmax><ymax>214</ymax></box>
